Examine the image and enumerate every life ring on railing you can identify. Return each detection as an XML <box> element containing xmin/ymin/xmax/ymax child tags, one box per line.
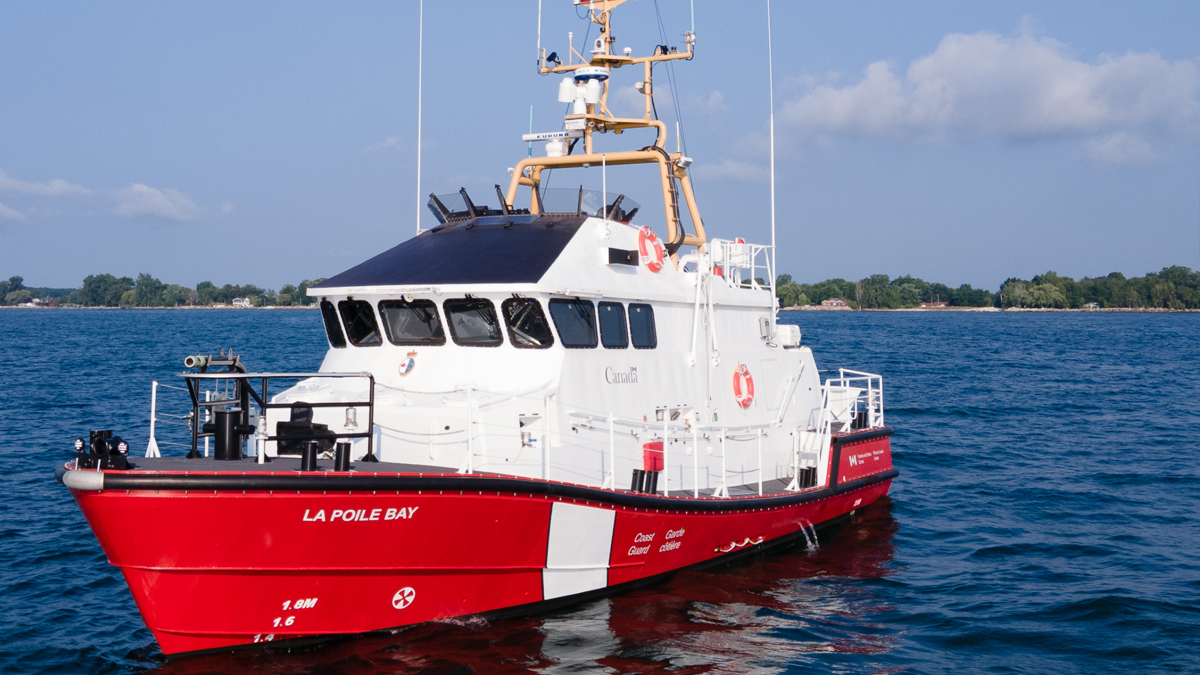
<box><xmin>638</xmin><ymin>226</ymin><xmax>665</xmax><ymax>274</ymax></box>
<box><xmin>732</xmin><ymin>363</ymin><xmax>755</xmax><ymax>408</ymax></box>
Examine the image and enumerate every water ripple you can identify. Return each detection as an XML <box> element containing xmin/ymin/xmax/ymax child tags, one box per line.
<box><xmin>0</xmin><ymin>310</ymin><xmax>1196</xmax><ymax>674</ymax></box>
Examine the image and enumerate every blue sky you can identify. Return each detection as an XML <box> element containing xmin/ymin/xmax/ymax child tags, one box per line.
<box><xmin>1</xmin><ymin>1</ymin><xmax>1197</xmax><ymax>290</ymax></box>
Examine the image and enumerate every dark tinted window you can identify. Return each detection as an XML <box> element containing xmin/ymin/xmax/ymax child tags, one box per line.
<box><xmin>501</xmin><ymin>298</ymin><xmax>554</xmax><ymax>349</ymax></box>
<box><xmin>320</xmin><ymin>300</ymin><xmax>347</xmax><ymax>348</ymax></box>
<box><xmin>629</xmin><ymin>303</ymin><xmax>656</xmax><ymax>349</ymax></box>
<box><xmin>598</xmin><ymin>302</ymin><xmax>628</xmax><ymax>349</ymax></box>
<box><xmin>378</xmin><ymin>299</ymin><xmax>445</xmax><ymax>345</ymax></box>
<box><xmin>338</xmin><ymin>300</ymin><xmax>382</xmax><ymax>346</ymax></box>
<box><xmin>548</xmin><ymin>299</ymin><xmax>598</xmax><ymax>348</ymax></box>
<box><xmin>443</xmin><ymin>298</ymin><xmax>504</xmax><ymax>346</ymax></box>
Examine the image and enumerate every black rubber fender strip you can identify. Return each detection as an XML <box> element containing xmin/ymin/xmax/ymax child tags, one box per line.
<box><xmin>88</xmin><ymin>466</ymin><xmax>898</xmax><ymax>513</ymax></box>
<box><xmin>833</xmin><ymin>427</ymin><xmax>895</xmax><ymax>447</ymax></box>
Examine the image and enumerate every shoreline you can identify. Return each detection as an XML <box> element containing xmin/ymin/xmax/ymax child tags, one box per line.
<box><xmin>782</xmin><ymin>306</ymin><xmax>1198</xmax><ymax>313</ymax></box>
<box><xmin>2</xmin><ymin>305</ymin><xmax>1193</xmax><ymax>313</ymax></box>
<box><xmin>0</xmin><ymin>305</ymin><xmax>319</xmax><ymax>310</ymax></box>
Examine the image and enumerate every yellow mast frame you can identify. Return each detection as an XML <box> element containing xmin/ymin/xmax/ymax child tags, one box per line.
<box><xmin>504</xmin><ymin>0</ymin><xmax>706</xmax><ymax>260</ymax></box>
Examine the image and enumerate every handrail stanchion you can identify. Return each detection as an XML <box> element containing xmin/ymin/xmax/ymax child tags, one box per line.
<box><xmin>790</xmin><ymin>431</ymin><xmax>799</xmax><ymax>491</ymax></box>
<box><xmin>717</xmin><ymin>432</ymin><xmax>729</xmax><ymax>498</ymax></box>
<box><xmin>605</xmin><ymin>412</ymin><xmax>615</xmax><ymax>490</ymax></box>
<box><xmin>542</xmin><ymin>396</ymin><xmax>551</xmax><ymax>480</ymax></box>
<box><xmin>757</xmin><ymin>428</ymin><xmax>763</xmax><ymax>496</ymax></box>
<box><xmin>146</xmin><ymin>381</ymin><xmax>160</xmax><ymax>458</ymax></box>
<box><xmin>255</xmin><ymin>416</ymin><xmax>267</xmax><ymax>464</ymax></box>
<box><xmin>877</xmin><ymin>376</ymin><xmax>884</xmax><ymax>427</ymax></box>
<box><xmin>464</xmin><ymin>387</ymin><xmax>474</xmax><ymax>475</ymax></box>
<box><xmin>692</xmin><ymin>421</ymin><xmax>699</xmax><ymax>498</ymax></box>
<box><xmin>367</xmin><ymin>375</ymin><xmax>376</xmax><ymax>458</ymax></box>
<box><xmin>662</xmin><ymin>413</ymin><xmax>669</xmax><ymax>495</ymax></box>
<box><xmin>203</xmin><ymin>390</ymin><xmax>211</xmax><ymax>458</ymax></box>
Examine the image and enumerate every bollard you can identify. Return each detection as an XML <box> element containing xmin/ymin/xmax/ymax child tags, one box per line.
<box><xmin>644</xmin><ymin>471</ymin><xmax>659</xmax><ymax>495</ymax></box>
<box><xmin>334</xmin><ymin>442</ymin><xmax>352</xmax><ymax>472</ymax></box>
<box><xmin>300</xmin><ymin>440</ymin><xmax>319</xmax><ymax>471</ymax></box>
<box><xmin>214</xmin><ymin>409</ymin><xmax>242</xmax><ymax>461</ymax></box>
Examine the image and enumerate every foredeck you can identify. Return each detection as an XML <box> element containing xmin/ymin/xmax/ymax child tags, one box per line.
<box><xmin>122</xmin><ymin>455</ymin><xmax>456</xmax><ymax>475</ymax></box>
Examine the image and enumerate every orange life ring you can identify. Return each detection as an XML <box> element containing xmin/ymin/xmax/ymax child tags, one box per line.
<box><xmin>732</xmin><ymin>364</ymin><xmax>755</xmax><ymax>408</ymax></box>
<box><xmin>638</xmin><ymin>226</ymin><xmax>665</xmax><ymax>274</ymax></box>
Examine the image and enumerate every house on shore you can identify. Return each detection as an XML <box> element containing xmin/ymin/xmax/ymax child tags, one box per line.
<box><xmin>821</xmin><ymin>298</ymin><xmax>848</xmax><ymax>308</ymax></box>
<box><xmin>231</xmin><ymin>297</ymin><xmax>254</xmax><ymax>308</ymax></box>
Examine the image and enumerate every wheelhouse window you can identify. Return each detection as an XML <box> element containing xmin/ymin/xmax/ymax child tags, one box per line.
<box><xmin>548</xmin><ymin>299</ymin><xmax>598</xmax><ymax>349</ymax></box>
<box><xmin>378</xmin><ymin>299</ymin><xmax>445</xmax><ymax>346</ymax></box>
<box><xmin>629</xmin><ymin>303</ymin><xmax>657</xmax><ymax>349</ymax></box>
<box><xmin>598</xmin><ymin>301</ymin><xmax>628</xmax><ymax>349</ymax></box>
<box><xmin>443</xmin><ymin>298</ymin><xmax>504</xmax><ymax>347</ymax></box>
<box><xmin>320</xmin><ymin>300</ymin><xmax>347</xmax><ymax>348</ymax></box>
<box><xmin>338</xmin><ymin>299</ymin><xmax>382</xmax><ymax>346</ymax></box>
<box><xmin>501</xmin><ymin>298</ymin><xmax>554</xmax><ymax>349</ymax></box>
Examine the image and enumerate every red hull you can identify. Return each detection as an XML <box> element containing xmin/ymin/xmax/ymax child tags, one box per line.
<box><xmin>66</xmin><ymin>429</ymin><xmax>895</xmax><ymax>656</ymax></box>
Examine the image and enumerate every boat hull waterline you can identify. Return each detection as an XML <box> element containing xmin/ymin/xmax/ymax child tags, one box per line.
<box><xmin>63</xmin><ymin>430</ymin><xmax>893</xmax><ymax>656</ymax></box>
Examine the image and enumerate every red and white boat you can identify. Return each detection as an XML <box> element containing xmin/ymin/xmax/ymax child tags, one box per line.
<box><xmin>58</xmin><ymin>0</ymin><xmax>895</xmax><ymax>658</ymax></box>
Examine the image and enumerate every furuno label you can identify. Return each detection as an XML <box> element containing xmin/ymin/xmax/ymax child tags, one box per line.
<box><xmin>605</xmin><ymin>366</ymin><xmax>639</xmax><ymax>384</ymax></box>
<box><xmin>302</xmin><ymin>507</ymin><xmax>419</xmax><ymax>522</ymax></box>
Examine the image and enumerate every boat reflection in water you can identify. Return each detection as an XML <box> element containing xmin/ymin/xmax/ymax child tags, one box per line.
<box><xmin>151</xmin><ymin>499</ymin><xmax>897</xmax><ymax>674</ymax></box>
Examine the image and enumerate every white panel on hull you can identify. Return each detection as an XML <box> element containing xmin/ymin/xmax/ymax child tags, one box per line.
<box><xmin>542</xmin><ymin>502</ymin><xmax>616</xmax><ymax>600</ymax></box>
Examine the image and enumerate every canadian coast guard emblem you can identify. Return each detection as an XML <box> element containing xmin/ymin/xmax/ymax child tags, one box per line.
<box><xmin>399</xmin><ymin>351</ymin><xmax>417</xmax><ymax>376</ymax></box>
<box><xmin>638</xmin><ymin>226</ymin><xmax>665</xmax><ymax>273</ymax></box>
<box><xmin>391</xmin><ymin>586</ymin><xmax>415</xmax><ymax>610</ymax></box>
<box><xmin>732</xmin><ymin>363</ymin><xmax>755</xmax><ymax>408</ymax></box>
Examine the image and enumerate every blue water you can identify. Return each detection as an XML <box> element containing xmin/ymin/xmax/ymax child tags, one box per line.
<box><xmin>1</xmin><ymin>309</ymin><xmax>1196</xmax><ymax>674</ymax></box>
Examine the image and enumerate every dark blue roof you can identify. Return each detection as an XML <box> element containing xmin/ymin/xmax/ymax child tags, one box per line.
<box><xmin>313</xmin><ymin>216</ymin><xmax>585</xmax><ymax>289</ymax></box>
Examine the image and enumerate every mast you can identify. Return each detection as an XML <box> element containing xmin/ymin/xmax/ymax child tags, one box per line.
<box><xmin>511</xmin><ymin>0</ymin><xmax>705</xmax><ymax>262</ymax></box>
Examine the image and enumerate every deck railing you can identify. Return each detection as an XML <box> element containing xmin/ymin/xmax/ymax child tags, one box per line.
<box><xmin>708</xmin><ymin>238</ymin><xmax>773</xmax><ymax>291</ymax></box>
<box><xmin>146</xmin><ymin>369</ymin><xmax>882</xmax><ymax>498</ymax></box>
<box><xmin>148</xmin><ymin>372</ymin><xmax>376</xmax><ymax>463</ymax></box>
<box><xmin>828</xmin><ymin>369</ymin><xmax>885</xmax><ymax>429</ymax></box>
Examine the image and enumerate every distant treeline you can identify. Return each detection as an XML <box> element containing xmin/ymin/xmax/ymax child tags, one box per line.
<box><xmin>778</xmin><ymin>266</ymin><xmax>1199</xmax><ymax>310</ymax></box>
<box><xmin>3</xmin><ymin>265</ymin><xmax>1198</xmax><ymax>310</ymax></box>
<box><xmin>0</xmin><ymin>274</ymin><xmax>326</xmax><ymax>307</ymax></box>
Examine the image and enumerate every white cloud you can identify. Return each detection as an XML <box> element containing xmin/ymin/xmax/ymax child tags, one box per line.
<box><xmin>687</xmin><ymin>90</ymin><xmax>726</xmax><ymax>110</ymax></box>
<box><xmin>221</xmin><ymin>202</ymin><xmax>234</xmax><ymax>214</ymax></box>
<box><xmin>609</xmin><ymin>85</ymin><xmax>650</xmax><ymax>118</ymax></box>
<box><xmin>783</xmin><ymin>31</ymin><xmax>1200</xmax><ymax>142</ymax></box>
<box><xmin>113</xmin><ymin>183</ymin><xmax>200</xmax><ymax>220</ymax></box>
<box><xmin>0</xmin><ymin>169</ymin><xmax>91</xmax><ymax>196</ymax></box>
<box><xmin>692</xmin><ymin>159</ymin><xmax>767</xmax><ymax>182</ymax></box>
<box><xmin>0</xmin><ymin>201</ymin><xmax>26</xmax><ymax>221</ymax></box>
<box><xmin>364</xmin><ymin>136</ymin><xmax>405</xmax><ymax>152</ymax></box>
<box><xmin>1083</xmin><ymin>132</ymin><xmax>1161</xmax><ymax>164</ymax></box>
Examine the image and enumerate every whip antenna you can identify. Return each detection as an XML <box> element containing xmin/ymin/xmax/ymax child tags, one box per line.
<box><xmin>767</xmin><ymin>0</ymin><xmax>777</xmax><ymax>336</ymax></box>
<box><xmin>415</xmin><ymin>0</ymin><xmax>424</xmax><ymax>236</ymax></box>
